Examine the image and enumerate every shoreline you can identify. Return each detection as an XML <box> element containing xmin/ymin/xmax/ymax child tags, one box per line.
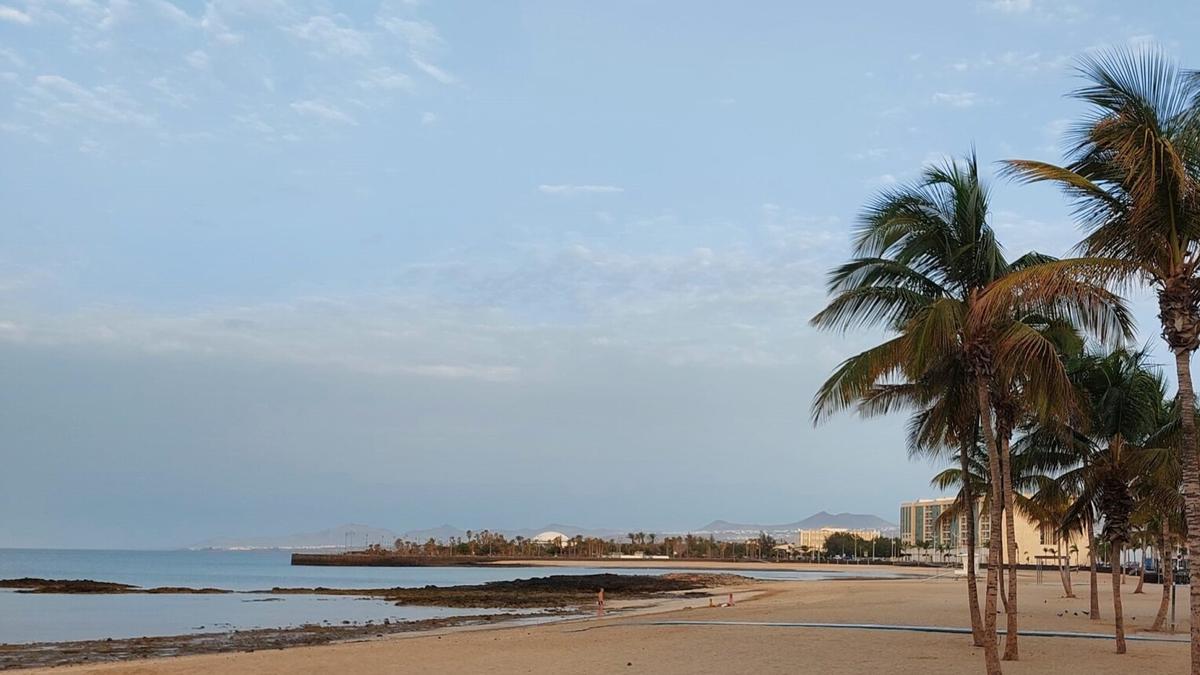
<box><xmin>15</xmin><ymin>569</ymin><xmax>1188</xmax><ymax>674</ymax></box>
<box><xmin>484</xmin><ymin>558</ymin><xmax>941</xmax><ymax>578</ymax></box>
<box><xmin>2</xmin><ymin>586</ymin><xmax>765</xmax><ymax>672</ymax></box>
<box><xmin>289</xmin><ymin>552</ymin><xmax>941</xmax><ymax>572</ymax></box>
<box><xmin>0</xmin><ymin>573</ymin><xmax>757</xmax><ymax>670</ymax></box>
<box><xmin>0</xmin><ymin>611</ymin><xmax>566</xmax><ymax>671</ymax></box>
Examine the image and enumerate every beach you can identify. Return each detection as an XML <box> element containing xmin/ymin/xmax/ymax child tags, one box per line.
<box><xmin>15</xmin><ymin>563</ymin><xmax>1188</xmax><ymax>674</ymax></box>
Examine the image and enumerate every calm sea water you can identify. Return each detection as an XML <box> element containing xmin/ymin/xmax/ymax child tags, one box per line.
<box><xmin>0</xmin><ymin>549</ymin><xmax>900</xmax><ymax>644</ymax></box>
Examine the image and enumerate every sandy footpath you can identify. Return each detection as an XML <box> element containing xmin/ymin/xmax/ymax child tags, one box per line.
<box><xmin>19</xmin><ymin>566</ymin><xmax>1189</xmax><ymax>674</ymax></box>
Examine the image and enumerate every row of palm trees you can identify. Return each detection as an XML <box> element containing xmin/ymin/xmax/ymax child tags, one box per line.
<box><xmin>812</xmin><ymin>46</ymin><xmax>1200</xmax><ymax>674</ymax></box>
<box><xmin>933</xmin><ymin>348</ymin><xmax>1184</xmax><ymax>644</ymax></box>
<box><xmin>384</xmin><ymin>531</ymin><xmax>781</xmax><ymax>559</ymax></box>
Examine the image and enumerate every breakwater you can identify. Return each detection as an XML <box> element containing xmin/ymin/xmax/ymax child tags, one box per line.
<box><xmin>291</xmin><ymin>553</ymin><xmax>521</xmax><ymax>567</ymax></box>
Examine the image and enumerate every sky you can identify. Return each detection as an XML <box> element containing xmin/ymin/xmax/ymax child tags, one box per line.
<box><xmin>0</xmin><ymin>0</ymin><xmax>1194</xmax><ymax>548</ymax></box>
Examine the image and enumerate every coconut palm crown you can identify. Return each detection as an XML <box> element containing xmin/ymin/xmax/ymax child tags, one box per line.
<box><xmin>1002</xmin><ymin>45</ymin><xmax>1200</xmax><ymax>670</ymax></box>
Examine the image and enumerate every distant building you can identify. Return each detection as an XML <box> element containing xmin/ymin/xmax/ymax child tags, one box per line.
<box><xmin>899</xmin><ymin>497</ymin><xmax>1088</xmax><ymax>564</ymax></box>
<box><xmin>530</xmin><ymin>531</ymin><xmax>574</xmax><ymax>546</ymax></box>
<box><xmin>899</xmin><ymin>497</ymin><xmax>980</xmax><ymax>552</ymax></box>
<box><xmin>796</xmin><ymin>527</ymin><xmax>881</xmax><ymax>551</ymax></box>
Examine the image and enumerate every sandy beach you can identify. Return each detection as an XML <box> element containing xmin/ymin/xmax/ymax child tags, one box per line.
<box><xmin>17</xmin><ymin>563</ymin><xmax>1189</xmax><ymax>674</ymax></box>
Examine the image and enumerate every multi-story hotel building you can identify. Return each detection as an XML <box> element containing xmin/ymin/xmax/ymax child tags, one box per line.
<box><xmin>796</xmin><ymin>527</ymin><xmax>881</xmax><ymax>551</ymax></box>
<box><xmin>899</xmin><ymin>496</ymin><xmax>1087</xmax><ymax>564</ymax></box>
<box><xmin>898</xmin><ymin>497</ymin><xmax>987</xmax><ymax>551</ymax></box>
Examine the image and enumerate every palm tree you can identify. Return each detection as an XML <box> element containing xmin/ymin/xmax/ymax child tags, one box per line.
<box><xmin>1002</xmin><ymin>46</ymin><xmax>1200</xmax><ymax>669</ymax></box>
<box><xmin>937</xmin><ymin>431</ymin><xmax>1081</xmax><ymax>602</ymax></box>
<box><xmin>1149</xmin><ymin>508</ymin><xmax>1182</xmax><ymax>632</ymax></box>
<box><xmin>967</xmin><ymin>265</ymin><xmax>1131</xmax><ymax>663</ymax></box>
<box><xmin>1056</xmin><ymin>349</ymin><xmax>1167</xmax><ymax>653</ymax></box>
<box><xmin>1130</xmin><ymin>525</ymin><xmax>1150</xmax><ymax>594</ymax></box>
<box><xmin>811</xmin><ymin>153</ymin><xmax>1016</xmax><ymax>665</ymax></box>
<box><xmin>813</xmin><ymin>152</ymin><xmax>1132</xmax><ymax>670</ymax></box>
<box><xmin>1141</xmin><ymin>395</ymin><xmax>1188</xmax><ymax>632</ymax></box>
<box><xmin>1016</xmin><ymin>401</ymin><xmax>1106</xmax><ymax>619</ymax></box>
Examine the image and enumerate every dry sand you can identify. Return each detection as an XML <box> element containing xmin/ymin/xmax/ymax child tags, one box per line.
<box><xmin>19</xmin><ymin>564</ymin><xmax>1189</xmax><ymax>674</ymax></box>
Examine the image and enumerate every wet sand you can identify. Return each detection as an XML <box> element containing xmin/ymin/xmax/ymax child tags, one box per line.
<box><xmin>14</xmin><ymin>566</ymin><xmax>1188</xmax><ymax>673</ymax></box>
<box><xmin>2</xmin><ymin>573</ymin><xmax>746</xmax><ymax>669</ymax></box>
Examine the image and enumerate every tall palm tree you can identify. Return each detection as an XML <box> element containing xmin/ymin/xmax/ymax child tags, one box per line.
<box><xmin>812</xmin><ymin>153</ymin><xmax>1012</xmax><ymax>663</ymax></box>
<box><xmin>1002</xmin><ymin>46</ymin><xmax>1200</xmax><ymax>669</ymax></box>
<box><xmin>1023</xmin><ymin>475</ymin><xmax>1080</xmax><ymax>599</ymax></box>
<box><xmin>1015</xmin><ymin>383</ymin><xmax>1106</xmax><ymax>618</ymax></box>
<box><xmin>812</xmin><ymin>153</ymin><xmax>1004</xmax><ymax>655</ymax></box>
<box><xmin>812</xmin><ymin>152</ymin><xmax>1130</xmax><ymax>671</ymax></box>
<box><xmin>1141</xmin><ymin>395</ymin><xmax>1188</xmax><ymax>632</ymax></box>
<box><xmin>937</xmin><ymin>432</ymin><xmax>1081</xmax><ymax>601</ymax></box>
<box><xmin>963</xmin><ymin>255</ymin><xmax>1130</xmax><ymax>666</ymax></box>
<box><xmin>1055</xmin><ymin>349</ymin><xmax>1166</xmax><ymax>653</ymax></box>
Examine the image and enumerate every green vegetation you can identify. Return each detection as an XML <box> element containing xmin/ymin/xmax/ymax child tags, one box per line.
<box><xmin>375</xmin><ymin>530</ymin><xmax>787</xmax><ymax>561</ymax></box>
<box><xmin>820</xmin><ymin>532</ymin><xmax>903</xmax><ymax>560</ymax></box>
<box><xmin>812</xmin><ymin>44</ymin><xmax>1200</xmax><ymax>675</ymax></box>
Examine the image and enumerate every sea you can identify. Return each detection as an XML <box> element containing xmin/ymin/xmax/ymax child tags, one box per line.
<box><xmin>0</xmin><ymin>548</ymin><xmax>902</xmax><ymax>644</ymax></box>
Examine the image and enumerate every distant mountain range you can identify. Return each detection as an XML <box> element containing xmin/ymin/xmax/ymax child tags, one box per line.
<box><xmin>191</xmin><ymin>522</ymin><xmax>625</xmax><ymax>550</ymax></box>
<box><xmin>191</xmin><ymin>512</ymin><xmax>898</xmax><ymax>550</ymax></box>
<box><xmin>190</xmin><ymin>523</ymin><xmax>399</xmax><ymax>551</ymax></box>
<box><xmin>696</xmin><ymin>511</ymin><xmax>897</xmax><ymax>534</ymax></box>
<box><xmin>403</xmin><ymin>523</ymin><xmax>629</xmax><ymax>543</ymax></box>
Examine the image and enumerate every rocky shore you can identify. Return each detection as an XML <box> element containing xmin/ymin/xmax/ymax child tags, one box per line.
<box><xmin>0</xmin><ymin>573</ymin><xmax>750</xmax><ymax>670</ymax></box>
<box><xmin>0</xmin><ymin>612</ymin><xmax>543</xmax><ymax>670</ymax></box>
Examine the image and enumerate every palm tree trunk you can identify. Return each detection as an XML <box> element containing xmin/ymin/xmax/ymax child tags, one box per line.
<box><xmin>999</xmin><ymin>432</ymin><xmax>1019</xmax><ymax>661</ymax></box>
<box><xmin>976</xmin><ymin>380</ymin><xmax>1004</xmax><ymax>675</ymax></box>
<box><xmin>960</xmin><ymin>435</ymin><xmax>985</xmax><ymax>646</ymax></box>
<box><xmin>1134</xmin><ymin>556</ymin><xmax>1145</xmax><ymax>594</ymax></box>
<box><xmin>1087</xmin><ymin>518</ymin><xmax>1101</xmax><ymax>620</ymax></box>
<box><xmin>1110</xmin><ymin>541</ymin><xmax>1127</xmax><ymax>654</ymax></box>
<box><xmin>1058</xmin><ymin>540</ymin><xmax>1075</xmax><ymax>597</ymax></box>
<box><xmin>995</xmin><ymin>492</ymin><xmax>1010</xmax><ymax>613</ymax></box>
<box><xmin>1152</xmin><ymin>520</ymin><xmax>1171</xmax><ymax>632</ymax></box>
<box><xmin>1173</xmin><ymin>349</ymin><xmax>1200</xmax><ymax>672</ymax></box>
<box><xmin>998</xmin><ymin>560</ymin><xmax>1008</xmax><ymax>612</ymax></box>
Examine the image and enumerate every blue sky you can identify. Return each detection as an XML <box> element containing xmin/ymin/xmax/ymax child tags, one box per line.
<box><xmin>0</xmin><ymin>0</ymin><xmax>1191</xmax><ymax>547</ymax></box>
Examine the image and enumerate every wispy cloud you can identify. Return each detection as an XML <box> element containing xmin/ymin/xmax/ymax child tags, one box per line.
<box><xmin>931</xmin><ymin>91</ymin><xmax>979</xmax><ymax>108</ymax></box>
<box><xmin>285</xmin><ymin>15</ymin><xmax>371</xmax><ymax>57</ymax></box>
<box><xmin>0</xmin><ymin>46</ymin><xmax>24</xmax><ymax>67</ymax></box>
<box><xmin>849</xmin><ymin>148</ymin><xmax>889</xmax><ymax>161</ymax></box>
<box><xmin>0</xmin><ymin>0</ymin><xmax>457</xmax><ymax>146</ymax></box>
<box><xmin>985</xmin><ymin>0</ymin><xmax>1033</xmax><ymax>13</ymax></box>
<box><xmin>147</xmin><ymin>77</ymin><xmax>195</xmax><ymax>109</ymax></box>
<box><xmin>412</xmin><ymin>57</ymin><xmax>457</xmax><ymax>85</ymax></box>
<box><xmin>376</xmin><ymin>16</ymin><xmax>443</xmax><ymax>54</ymax></box>
<box><xmin>198</xmin><ymin>3</ymin><xmax>241</xmax><ymax>44</ymax></box>
<box><xmin>31</xmin><ymin>75</ymin><xmax>155</xmax><ymax>127</ymax></box>
<box><xmin>950</xmin><ymin>51</ymin><xmax>1069</xmax><ymax>74</ymax></box>
<box><xmin>377</xmin><ymin>13</ymin><xmax>458</xmax><ymax>85</ymax></box>
<box><xmin>185</xmin><ymin>50</ymin><xmax>209</xmax><ymax>70</ymax></box>
<box><xmin>358</xmin><ymin>67</ymin><xmax>414</xmax><ymax>91</ymax></box>
<box><xmin>0</xmin><ymin>4</ymin><xmax>31</xmax><ymax>24</ymax></box>
<box><xmin>538</xmin><ymin>184</ymin><xmax>625</xmax><ymax>196</ymax></box>
<box><xmin>981</xmin><ymin>0</ymin><xmax>1086</xmax><ymax>21</ymax></box>
<box><xmin>290</xmin><ymin>99</ymin><xmax>357</xmax><ymax>125</ymax></box>
<box><xmin>0</xmin><ymin>213</ymin><xmax>844</xmax><ymax>375</ymax></box>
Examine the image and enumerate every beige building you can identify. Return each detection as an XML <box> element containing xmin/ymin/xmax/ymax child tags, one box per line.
<box><xmin>796</xmin><ymin>527</ymin><xmax>881</xmax><ymax>551</ymax></box>
<box><xmin>899</xmin><ymin>497</ymin><xmax>1088</xmax><ymax>565</ymax></box>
